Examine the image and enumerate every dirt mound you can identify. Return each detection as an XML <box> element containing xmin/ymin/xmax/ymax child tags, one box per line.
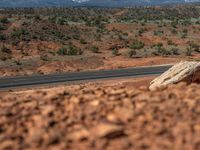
<box><xmin>0</xmin><ymin>82</ymin><xmax>200</xmax><ymax>150</ymax></box>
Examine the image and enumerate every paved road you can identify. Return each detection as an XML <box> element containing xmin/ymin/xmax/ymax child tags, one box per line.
<box><xmin>0</xmin><ymin>65</ymin><xmax>172</xmax><ymax>90</ymax></box>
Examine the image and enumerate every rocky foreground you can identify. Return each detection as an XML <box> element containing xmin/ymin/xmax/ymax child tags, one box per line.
<box><xmin>0</xmin><ymin>82</ymin><xmax>200</xmax><ymax>150</ymax></box>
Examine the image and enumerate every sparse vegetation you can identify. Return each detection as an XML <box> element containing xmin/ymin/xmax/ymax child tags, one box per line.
<box><xmin>0</xmin><ymin>5</ymin><xmax>200</xmax><ymax>76</ymax></box>
<box><xmin>57</xmin><ymin>45</ymin><xmax>82</xmax><ymax>56</ymax></box>
<box><xmin>1</xmin><ymin>45</ymin><xmax>11</xmax><ymax>54</ymax></box>
<box><xmin>0</xmin><ymin>34</ymin><xmax>6</xmax><ymax>40</ymax></box>
<box><xmin>171</xmin><ymin>47</ymin><xmax>180</xmax><ymax>55</ymax></box>
<box><xmin>90</xmin><ymin>45</ymin><xmax>99</xmax><ymax>53</ymax></box>
<box><xmin>112</xmin><ymin>48</ymin><xmax>119</xmax><ymax>56</ymax></box>
<box><xmin>130</xmin><ymin>40</ymin><xmax>144</xmax><ymax>50</ymax></box>
<box><xmin>186</xmin><ymin>47</ymin><xmax>193</xmax><ymax>56</ymax></box>
<box><xmin>0</xmin><ymin>18</ymin><xmax>9</xmax><ymax>24</ymax></box>
<box><xmin>127</xmin><ymin>49</ymin><xmax>136</xmax><ymax>58</ymax></box>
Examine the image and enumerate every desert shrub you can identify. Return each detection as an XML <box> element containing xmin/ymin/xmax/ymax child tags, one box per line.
<box><xmin>0</xmin><ymin>34</ymin><xmax>6</xmax><ymax>41</ymax></box>
<box><xmin>182</xmin><ymin>19</ymin><xmax>192</xmax><ymax>26</ymax></box>
<box><xmin>138</xmin><ymin>28</ymin><xmax>146</xmax><ymax>36</ymax></box>
<box><xmin>0</xmin><ymin>52</ymin><xmax>11</xmax><ymax>61</ymax></box>
<box><xmin>183</xmin><ymin>29</ymin><xmax>188</xmax><ymax>33</ymax></box>
<box><xmin>72</xmin><ymin>34</ymin><xmax>80</xmax><ymax>40</ymax></box>
<box><xmin>34</xmin><ymin>15</ymin><xmax>41</xmax><ymax>20</ymax></box>
<box><xmin>171</xmin><ymin>29</ymin><xmax>177</xmax><ymax>34</ymax></box>
<box><xmin>40</xmin><ymin>54</ymin><xmax>50</xmax><ymax>61</ymax></box>
<box><xmin>0</xmin><ymin>45</ymin><xmax>11</xmax><ymax>61</ymax></box>
<box><xmin>1</xmin><ymin>45</ymin><xmax>11</xmax><ymax>54</ymax></box>
<box><xmin>11</xmin><ymin>39</ymin><xmax>20</xmax><ymax>46</ymax></box>
<box><xmin>11</xmin><ymin>28</ymin><xmax>28</xmax><ymax>38</ymax></box>
<box><xmin>56</xmin><ymin>18</ymin><xmax>66</xmax><ymax>25</ymax></box>
<box><xmin>0</xmin><ymin>25</ymin><xmax>6</xmax><ymax>30</ymax></box>
<box><xmin>186</xmin><ymin>47</ymin><xmax>193</xmax><ymax>56</ymax></box>
<box><xmin>118</xmin><ymin>35</ymin><xmax>124</xmax><ymax>41</ymax></box>
<box><xmin>156</xmin><ymin>43</ymin><xmax>163</xmax><ymax>48</ymax></box>
<box><xmin>57</xmin><ymin>45</ymin><xmax>82</xmax><ymax>56</ymax></box>
<box><xmin>90</xmin><ymin>45</ymin><xmax>99</xmax><ymax>53</ymax></box>
<box><xmin>167</xmin><ymin>39</ymin><xmax>174</xmax><ymax>45</ymax></box>
<box><xmin>48</xmin><ymin>16</ymin><xmax>57</xmax><ymax>23</ymax></box>
<box><xmin>171</xmin><ymin>47</ymin><xmax>180</xmax><ymax>55</ymax></box>
<box><xmin>154</xmin><ymin>30</ymin><xmax>164</xmax><ymax>36</ymax></box>
<box><xmin>112</xmin><ymin>48</ymin><xmax>119</xmax><ymax>56</ymax></box>
<box><xmin>153</xmin><ymin>30</ymin><xmax>158</xmax><ymax>36</ymax></box>
<box><xmin>127</xmin><ymin>49</ymin><xmax>136</xmax><ymax>58</ymax></box>
<box><xmin>196</xmin><ymin>21</ymin><xmax>200</xmax><ymax>25</ymax></box>
<box><xmin>68</xmin><ymin>45</ymin><xmax>82</xmax><ymax>55</ymax></box>
<box><xmin>52</xmin><ymin>30</ymin><xmax>65</xmax><ymax>40</ymax></box>
<box><xmin>171</xmin><ymin>21</ymin><xmax>178</xmax><ymax>28</ymax></box>
<box><xmin>0</xmin><ymin>18</ymin><xmax>9</xmax><ymax>24</ymax></box>
<box><xmin>14</xmin><ymin>60</ymin><xmax>22</xmax><ymax>65</ymax></box>
<box><xmin>153</xmin><ymin>43</ymin><xmax>172</xmax><ymax>56</ymax></box>
<box><xmin>190</xmin><ymin>43</ymin><xmax>200</xmax><ymax>52</ymax></box>
<box><xmin>80</xmin><ymin>39</ymin><xmax>87</xmax><ymax>44</ymax></box>
<box><xmin>152</xmin><ymin>42</ymin><xmax>163</xmax><ymax>49</ymax></box>
<box><xmin>160</xmin><ymin>48</ymin><xmax>171</xmax><ymax>56</ymax></box>
<box><xmin>181</xmin><ymin>33</ymin><xmax>187</xmax><ymax>39</ymax></box>
<box><xmin>57</xmin><ymin>47</ymin><xmax>67</xmax><ymax>55</ymax></box>
<box><xmin>152</xmin><ymin>51</ymin><xmax>160</xmax><ymax>56</ymax></box>
<box><xmin>130</xmin><ymin>40</ymin><xmax>144</xmax><ymax>50</ymax></box>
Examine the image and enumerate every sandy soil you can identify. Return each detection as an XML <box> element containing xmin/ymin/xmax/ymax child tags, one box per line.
<box><xmin>0</xmin><ymin>79</ymin><xmax>200</xmax><ymax>150</ymax></box>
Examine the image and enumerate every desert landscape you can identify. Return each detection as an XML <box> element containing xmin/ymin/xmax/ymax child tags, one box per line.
<box><xmin>0</xmin><ymin>4</ymin><xmax>200</xmax><ymax>76</ymax></box>
<box><xmin>1</xmin><ymin>2</ymin><xmax>200</xmax><ymax>150</ymax></box>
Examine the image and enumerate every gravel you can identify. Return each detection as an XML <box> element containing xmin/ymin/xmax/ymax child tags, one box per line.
<box><xmin>0</xmin><ymin>82</ymin><xmax>200</xmax><ymax>150</ymax></box>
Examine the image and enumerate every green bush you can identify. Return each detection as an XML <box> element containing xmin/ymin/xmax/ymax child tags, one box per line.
<box><xmin>0</xmin><ymin>25</ymin><xmax>6</xmax><ymax>30</ymax></box>
<box><xmin>171</xmin><ymin>47</ymin><xmax>180</xmax><ymax>55</ymax></box>
<box><xmin>190</xmin><ymin>43</ymin><xmax>199</xmax><ymax>52</ymax></box>
<box><xmin>40</xmin><ymin>54</ymin><xmax>50</xmax><ymax>61</ymax></box>
<box><xmin>186</xmin><ymin>47</ymin><xmax>193</xmax><ymax>56</ymax></box>
<box><xmin>153</xmin><ymin>43</ymin><xmax>172</xmax><ymax>56</ymax></box>
<box><xmin>0</xmin><ymin>18</ymin><xmax>9</xmax><ymax>24</ymax></box>
<box><xmin>57</xmin><ymin>47</ymin><xmax>68</xmax><ymax>55</ymax></box>
<box><xmin>160</xmin><ymin>48</ymin><xmax>171</xmax><ymax>56</ymax></box>
<box><xmin>138</xmin><ymin>28</ymin><xmax>147</xmax><ymax>36</ymax></box>
<box><xmin>11</xmin><ymin>28</ymin><xmax>28</xmax><ymax>38</ymax></box>
<box><xmin>80</xmin><ymin>39</ymin><xmax>87</xmax><ymax>44</ymax></box>
<box><xmin>0</xmin><ymin>34</ymin><xmax>6</xmax><ymax>41</ymax></box>
<box><xmin>127</xmin><ymin>49</ymin><xmax>136</xmax><ymax>58</ymax></box>
<box><xmin>68</xmin><ymin>45</ymin><xmax>82</xmax><ymax>55</ymax></box>
<box><xmin>57</xmin><ymin>45</ymin><xmax>82</xmax><ymax>56</ymax></box>
<box><xmin>90</xmin><ymin>45</ymin><xmax>99</xmax><ymax>53</ymax></box>
<box><xmin>112</xmin><ymin>49</ymin><xmax>119</xmax><ymax>56</ymax></box>
<box><xmin>171</xmin><ymin>29</ymin><xmax>177</xmax><ymax>34</ymax></box>
<box><xmin>130</xmin><ymin>40</ymin><xmax>144</xmax><ymax>50</ymax></box>
<box><xmin>152</xmin><ymin>43</ymin><xmax>163</xmax><ymax>52</ymax></box>
<box><xmin>56</xmin><ymin>18</ymin><xmax>67</xmax><ymax>25</ymax></box>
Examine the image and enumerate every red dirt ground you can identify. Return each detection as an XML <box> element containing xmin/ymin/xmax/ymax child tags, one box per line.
<box><xmin>0</xmin><ymin>80</ymin><xmax>200</xmax><ymax>150</ymax></box>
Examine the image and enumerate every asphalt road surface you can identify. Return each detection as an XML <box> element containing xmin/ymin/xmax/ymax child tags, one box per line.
<box><xmin>0</xmin><ymin>65</ymin><xmax>172</xmax><ymax>90</ymax></box>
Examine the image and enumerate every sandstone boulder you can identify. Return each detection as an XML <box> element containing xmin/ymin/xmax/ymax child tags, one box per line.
<box><xmin>149</xmin><ymin>61</ymin><xmax>200</xmax><ymax>90</ymax></box>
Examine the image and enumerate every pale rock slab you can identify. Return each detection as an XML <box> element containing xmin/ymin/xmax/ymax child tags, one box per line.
<box><xmin>149</xmin><ymin>61</ymin><xmax>200</xmax><ymax>90</ymax></box>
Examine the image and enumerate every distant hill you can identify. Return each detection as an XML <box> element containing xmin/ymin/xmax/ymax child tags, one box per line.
<box><xmin>0</xmin><ymin>0</ymin><xmax>199</xmax><ymax>7</ymax></box>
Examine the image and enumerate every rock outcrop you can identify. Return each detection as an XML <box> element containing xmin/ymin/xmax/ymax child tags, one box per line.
<box><xmin>149</xmin><ymin>61</ymin><xmax>200</xmax><ymax>90</ymax></box>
